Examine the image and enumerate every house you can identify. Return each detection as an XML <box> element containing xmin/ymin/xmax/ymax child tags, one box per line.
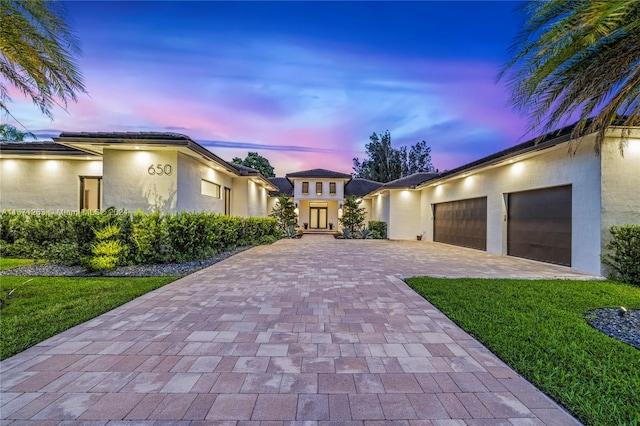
<box><xmin>267</xmin><ymin>170</ymin><xmax>381</xmax><ymax>231</ymax></box>
<box><xmin>0</xmin><ymin>132</ymin><xmax>276</xmax><ymax>216</ymax></box>
<box><xmin>365</xmin><ymin>125</ymin><xmax>640</xmax><ymax>275</ymax></box>
<box><xmin>1</xmin><ymin>124</ymin><xmax>639</xmax><ymax>275</ymax></box>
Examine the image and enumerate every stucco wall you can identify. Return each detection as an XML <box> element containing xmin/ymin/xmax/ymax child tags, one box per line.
<box><xmin>370</xmin><ymin>192</ymin><xmax>390</xmax><ymax>226</ymax></box>
<box><xmin>600</xmin><ymin>135</ymin><xmax>640</xmax><ymax>273</ymax></box>
<box><xmin>176</xmin><ymin>152</ymin><xmax>231</xmax><ymax>213</ymax></box>
<box><xmin>247</xmin><ymin>180</ymin><xmax>268</xmax><ymax>217</ymax></box>
<box><xmin>388</xmin><ymin>190</ymin><xmax>422</xmax><ymax>240</ymax></box>
<box><xmin>0</xmin><ymin>158</ymin><xmax>102</xmax><ymax>211</ymax></box>
<box><xmin>292</xmin><ymin>178</ymin><xmax>346</xmax><ymax>201</ymax></box>
<box><xmin>419</xmin><ymin>136</ymin><xmax>603</xmax><ymax>274</ymax></box>
<box><xmin>103</xmin><ymin>149</ymin><xmax>178</xmax><ymax>212</ymax></box>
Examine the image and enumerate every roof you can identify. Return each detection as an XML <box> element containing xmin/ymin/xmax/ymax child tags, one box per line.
<box><xmin>268</xmin><ymin>177</ymin><xmax>294</xmax><ymax>196</ymax></box>
<box><xmin>345</xmin><ymin>178</ymin><xmax>383</xmax><ymax>196</ymax></box>
<box><xmin>58</xmin><ymin>132</ymin><xmax>192</xmax><ymax>141</ymax></box>
<box><xmin>285</xmin><ymin>168</ymin><xmax>352</xmax><ymax>179</ymax></box>
<box><xmin>424</xmin><ymin>121</ymin><xmax>584</xmax><ymax>185</ymax></box>
<box><xmin>0</xmin><ymin>141</ymin><xmax>89</xmax><ymax>156</ymax></box>
<box><xmin>54</xmin><ymin>132</ymin><xmax>277</xmax><ymax>191</ymax></box>
<box><xmin>229</xmin><ymin>162</ymin><xmax>262</xmax><ymax>176</ymax></box>
<box><xmin>379</xmin><ymin>172</ymin><xmax>440</xmax><ymax>189</ymax></box>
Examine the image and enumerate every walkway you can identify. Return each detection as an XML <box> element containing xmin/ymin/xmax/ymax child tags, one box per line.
<box><xmin>1</xmin><ymin>236</ymin><xmax>590</xmax><ymax>424</ymax></box>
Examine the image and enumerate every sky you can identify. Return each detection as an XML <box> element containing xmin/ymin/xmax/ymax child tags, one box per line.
<box><xmin>3</xmin><ymin>0</ymin><xmax>533</xmax><ymax>176</ymax></box>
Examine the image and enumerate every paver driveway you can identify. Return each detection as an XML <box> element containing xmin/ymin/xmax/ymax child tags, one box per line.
<box><xmin>1</xmin><ymin>236</ymin><xmax>591</xmax><ymax>425</ymax></box>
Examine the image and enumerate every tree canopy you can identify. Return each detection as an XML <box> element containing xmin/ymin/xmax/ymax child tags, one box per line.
<box><xmin>0</xmin><ymin>123</ymin><xmax>34</xmax><ymax>141</ymax></box>
<box><xmin>499</xmin><ymin>0</ymin><xmax>640</xmax><ymax>152</ymax></box>
<box><xmin>232</xmin><ymin>151</ymin><xmax>276</xmax><ymax>177</ymax></box>
<box><xmin>0</xmin><ymin>0</ymin><xmax>86</xmax><ymax>120</ymax></box>
<box><xmin>353</xmin><ymin>131</ymin><xmax>437</xmax><ymax>182</ymax></box>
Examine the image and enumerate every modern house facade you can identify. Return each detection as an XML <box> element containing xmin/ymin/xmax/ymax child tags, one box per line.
<box><xmin>1</xmin><ymin>124</ymin><xmax>639</xmax><ymax>275</ymax></box>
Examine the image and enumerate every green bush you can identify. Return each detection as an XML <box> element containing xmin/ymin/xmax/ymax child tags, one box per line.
<box><xmin>602</xmin><ymin>224</ymin><xmax>640</xmax><ymax>286</ymax></box>
<box><xmin>368</xmin><ymin>221</ymin><xmax>387</xmax><ymax>239</ymax></box>
<box><xmin>0</xmin><ymin>210</ymin><xmax>279</xmax><ymax>267</ymax></box>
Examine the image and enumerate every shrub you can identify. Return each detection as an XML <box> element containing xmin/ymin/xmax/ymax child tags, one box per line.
<box><xmin>339</xmin><ymin>195</ymin><xmax>366</xmax><ymax>233</ymax></box>
<box><xmin>602</xmin><ymin>225</ymin><xmax>640</xmax><ymax>286</ymax></box>
<box><xmin>368</xmin><ymin>221</ymin><xmax>387</xmax><ymax>239</ymax></box>
<box><xmin>1</xmin><ymin>210</ymin><xmax>278</xmax><ymax>267</ymax></box>
<box><xmin>86</xmin><ymin>224</ymin><xmax>123</xmax><ymax>272</ymax></box>
<box><xmin>270</xmin><ymin>195</ymin><xmax>297</xmax><ymax>236</ymax></box>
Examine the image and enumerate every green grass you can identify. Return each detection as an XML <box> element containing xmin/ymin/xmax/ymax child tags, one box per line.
<box><xmin>406</xmin><ymin>278</ymin><xmax>640</xmax><ymax>426</ymax></box>
<box><xmin>0</xmin><ymin>258</ymin><xmax>44</xmax><ymax>271</ymax></box>
<box><xmin>0</xmin><ymin>275</ymin><xmax>177</xmax><ymax>360</ymax></box>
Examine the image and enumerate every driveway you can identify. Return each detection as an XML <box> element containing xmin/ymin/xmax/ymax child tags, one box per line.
<box><xmin>1</xmin><ymin>236</ymin><xmax>588</xmax><ymax>424</ymax></box>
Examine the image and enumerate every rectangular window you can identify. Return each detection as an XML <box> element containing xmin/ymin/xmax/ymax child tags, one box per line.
<box><xmin>201</xmin><ymin>179</ymin><xmax>221</xmax><ymax>198</ymax></box>
<box><xmin>79</xmin><ymin>176</ymin><xmax>102</xmax><ymax>211</ymax></box>
<box><xmin>302</xmin><ymin>182</ymin><xmax>309</xmax><ymax>195</ymax></box>
<box><xmin>224</xmin><ymin>187</ymin><xmax>231</xmax><ymax>215</ymax></box>
<box><xmin>329</xmin><ymin>182</ymin><xmax>336</xmax><ymax>195</ymax></box>
<box><xmin>316</xmin><ymin>182</ymin><xmax>323</xmax><ymax>195</ymax></box>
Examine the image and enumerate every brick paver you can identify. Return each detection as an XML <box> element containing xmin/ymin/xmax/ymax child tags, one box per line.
<box><xmin>0</xmin><ymin>237</ymin><xmax>587</xmax><ymax>424</ymax></box>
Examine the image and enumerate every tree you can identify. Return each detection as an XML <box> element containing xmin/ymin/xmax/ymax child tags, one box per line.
<box><xmin>339</xmin><ymin>195</ymin><xmax>366</xmax><ymax>233</ymax></box>
<box><xmin>353</xmin><ymin>131</ymin><xmax>436</xmax><ymax>182</ymax></box>
<box><xmin>270</xmin><ymin>194</ymin><xmax>297</xmax><ymax>236</ymax></box>
<box><xmin>499</xmin><ymin>1</ymin><xmax>640</xmax><ymax>152</ymax></box>
<box><xmin>1</xmin><ymin>0</ymin><xmax>86</xmax><ymax>119</ymax></box>
<box><xmin>232</xmin><ymin>152</ymin><xmax>275</xmax><ymax>177</ymax></box>
<box><xmin>0</xmin><ymin>123</ymin><xmax>34</xmax><ymax>141</ymax></box>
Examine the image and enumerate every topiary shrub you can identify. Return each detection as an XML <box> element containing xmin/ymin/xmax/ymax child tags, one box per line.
<box><xmin>86</xmin><ymin>223</ymin><xmax>123</xmax><ymax>272</ymax></box>
<box><xmin>602</xmin><ymin>225</ymin><xmax>640</xmax><ymax>286</ymax></box>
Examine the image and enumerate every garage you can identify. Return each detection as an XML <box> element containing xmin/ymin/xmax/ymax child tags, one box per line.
<box><xmin>507</xmin><ymin>185</ymin><xmax>572</xmax><ymax>266</ymax></box>
<box><xmin>433</xmin><ymin>197</ymin><xmax>487</xmax><ymax>250</ymax></box>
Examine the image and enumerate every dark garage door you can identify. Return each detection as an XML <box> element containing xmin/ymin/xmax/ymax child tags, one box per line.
<box><xmin>508</xmin><ymin>185</ymin><xmax>572</xmax><ymax>266</ymax></box>
<box><xmin>433</xmin><ymin>197</ymin><xmax>487</xmax><ymax>250</ymax></box>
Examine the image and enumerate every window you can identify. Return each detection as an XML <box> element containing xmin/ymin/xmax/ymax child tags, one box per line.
<box><xmin>329</xmin><ymin>182</ymin><xmax>336</xmax><ymax>195</ymax></box>
<box><xmin>201</xmin><ymin>179</ymin><xmax>221</xmax><ymax>198</ymax></box>
<box><xmin>316</xmin><ymin>182</ymin><xmax>323</xmax><ymax>195</ymax></box>
<box><xmin>79</xmin><ymin>176</ymin><xmax>102</xmax><ymax>211</ymax></box>
<box><xmin>224</xmin><ymin>187</ymin><xmax>231</xmax><ymax>215</ymax></box>
<box><xmin>302</xmin><ymin>181</ymin><xmax>309</xmax><ymax>194</ymax></box>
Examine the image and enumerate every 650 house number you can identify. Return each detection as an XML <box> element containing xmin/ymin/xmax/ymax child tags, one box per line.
<box><xmin>147</xmin><ymin>164</ymin><xmax>173</xmax><ymax>176</ymax></box>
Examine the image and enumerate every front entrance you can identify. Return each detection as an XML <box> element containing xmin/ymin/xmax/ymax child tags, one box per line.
<box><xmin>309</xmin><ymin>206</ymin><xmax>328</xmax><ymax>229</ymax></box>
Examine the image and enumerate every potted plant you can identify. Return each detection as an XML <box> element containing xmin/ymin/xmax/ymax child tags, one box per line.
<box><xmin>329</xmin><ymin>222</ymin><xmax>334</xmax><ymax>230</ymax></box>
<box><xmin>303</xmin><ymin>222</ymin><xmax>308</xmax><ymax>229</ymax></box>
<box><xmin>417</xmin><ymin>232</ymin><xmax>423</xmax><ymax>241</ymax></box>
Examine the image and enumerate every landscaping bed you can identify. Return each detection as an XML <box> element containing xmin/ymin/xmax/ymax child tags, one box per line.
<box><xmin>406</xmin><ymin>277</ymin><xmax>640</xmax><ymax>426</ymax></box>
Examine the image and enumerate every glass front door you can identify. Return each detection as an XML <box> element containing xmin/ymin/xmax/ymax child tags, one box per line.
<box><xmin>309</xmin><ymin>207</ymin><xmax>328</xmax><ymax>229</ymax></box>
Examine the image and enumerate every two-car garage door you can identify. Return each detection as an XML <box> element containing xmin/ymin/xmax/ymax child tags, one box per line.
<box><xmin>433</xmin><ymin>185</ymin><xmax>572</xmax><ymax>266</ymax></box>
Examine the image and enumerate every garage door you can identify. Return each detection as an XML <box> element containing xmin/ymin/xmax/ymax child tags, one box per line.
<box><xmin>508</xmin><ymin>185</ymin><xmax>571</xmax><ymax>266</ymax></box>
<box><xmin>433</xmin><ymin>197</ymin><xmax>487</xmax><ymax>250</ymax></box>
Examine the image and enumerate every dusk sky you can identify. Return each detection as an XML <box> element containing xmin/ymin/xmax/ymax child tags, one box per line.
<box><xmin>4</xmin><ymin>1</ymin><xmax>532</xmax><ymax>176</ymax></box>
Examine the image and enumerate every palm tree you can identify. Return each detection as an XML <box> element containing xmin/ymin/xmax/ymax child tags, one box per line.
<box><xmin>499</xmin><ymin>0</ymin><xmax>640</xmax><ymax>152</ymax></box>
<box><xmin>0</xmin><ymin>0</ymin><xmax>86</xmax><ymax>120</ymax></box>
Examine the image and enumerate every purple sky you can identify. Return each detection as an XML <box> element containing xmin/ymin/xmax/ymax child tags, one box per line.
<box><xmin>5</xmin><ymin>1</ymin><xmax>533</xmax><ymax>176</ymax></box>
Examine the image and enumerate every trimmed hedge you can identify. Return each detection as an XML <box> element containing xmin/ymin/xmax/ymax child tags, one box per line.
<box><xmin>0</xmin><ymin>210</ymin><xmax>279</xmax><ymax>266</ymax></box>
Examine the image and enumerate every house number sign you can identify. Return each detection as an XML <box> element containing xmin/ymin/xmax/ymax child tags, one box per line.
<box><xmin>147</xmin><ymin>164</ymin><xmax>173</xmax><ymax>176</ymax></box>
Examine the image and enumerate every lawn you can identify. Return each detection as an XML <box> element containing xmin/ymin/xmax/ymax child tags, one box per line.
<box><xmin>0</xmin><ymin>258</ymin><xmax>44</xmax><ymax>271</ymax></box>
<box><xmin>405</xmin><ymin>277</ymin><xmax>640</xmax><ymax>426</ymax></box>
<box><xmin>0</xmin><ymin>275</ymin><xmax>177</xmax><ymax>360</ymax></box>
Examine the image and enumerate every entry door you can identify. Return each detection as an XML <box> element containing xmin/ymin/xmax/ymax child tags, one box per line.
<box><xmin>310</xmin><ymin>207</ymin><xmax>328</xmax><ymax>229</ymax></box>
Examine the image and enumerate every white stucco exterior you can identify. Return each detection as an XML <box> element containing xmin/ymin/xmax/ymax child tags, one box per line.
<box><xmin>0</xmin><ymin>158</ymin><xmax>102</xmax><ymax>211</ymax></box>
<box><xmin>176</xmin><ymin>152</ymin><xmax>231</xmax><ymax>213</ymax></box>
<box><xmin>102</xmin><ymin>149</ymin><xmax>179</xmax><ymax>212</ymax></box>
